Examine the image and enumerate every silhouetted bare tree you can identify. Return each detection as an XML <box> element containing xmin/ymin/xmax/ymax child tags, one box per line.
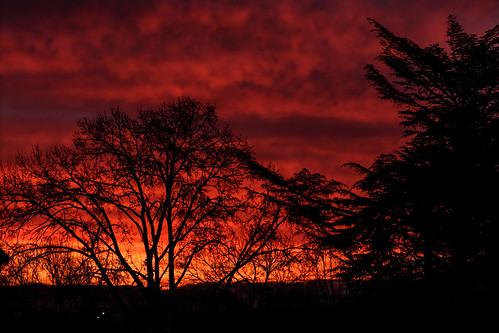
<box><xmin>0</xmin><ymin>243</ymin><xmax>44</xmax><ymax>285</ymax></box>
<box><xmin>0</xmin><ymin>97</ymin><xmax>254</xmax><ymax>310</ymax></box>
<box><xmin>188</xmin><ymin>171</ymin><xmax>309</xmax><ymax>287</ymax></box>
<box><xmin>327</xmin><ymin>16</ymin><xmax>498</xmax><ymax>301</ymax></box>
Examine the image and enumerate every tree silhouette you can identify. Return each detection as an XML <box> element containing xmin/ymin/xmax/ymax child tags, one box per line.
<box><xmin>188</xmin><ymin>167</ymin><xmax>344</xmax><ymax>288</ymax></box>
<box><xmin>327</xmin><ymin>16</ymin><xmax>498</xmax><ymax>302</ymax></box>
<box><xmin>0</xmin><ymin>248</ymin><xmax>9</xmax><ymax>282</ymax></box>
<box><xmin>0</xmin><ymin>249</ymin><xmax>8</xmax><ymax>266</ymax></box>
<box><xmin>0</xmin><ymin>97</ymin><xmax>254</xmax><ymax>310</ymax></box>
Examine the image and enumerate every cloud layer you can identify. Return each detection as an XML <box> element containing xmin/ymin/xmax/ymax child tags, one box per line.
<box><xmin>1</xmin><ymin>0</ymin><xmax>497</xmax><ymax>185</ymax></box>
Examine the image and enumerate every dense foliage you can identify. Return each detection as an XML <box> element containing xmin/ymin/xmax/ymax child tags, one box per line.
<box><xmin>327</xmin><ymin>16</ymin><xmax>498</xmax><ymax>300</ymax></box>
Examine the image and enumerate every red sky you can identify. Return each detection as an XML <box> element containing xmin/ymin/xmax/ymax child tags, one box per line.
<box><xmin>1</xmin><ymin>0</ymin><xmax>498</xmax><ymax>186</ymax></box>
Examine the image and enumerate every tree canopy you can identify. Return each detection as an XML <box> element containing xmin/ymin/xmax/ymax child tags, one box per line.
<box><xmin>326</xmin><ymin>16</ymin><xmax>499</xmax><ymax>301</ymax></box>
<box><xmin>1</xmin><ymin>97</ymin><xmax>256</xmax><ymax>303</ymax></box>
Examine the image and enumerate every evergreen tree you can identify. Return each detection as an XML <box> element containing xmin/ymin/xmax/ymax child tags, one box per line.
<box><xmin>329</xmin><ymin>16</ymin><xmax>498</xmax><ymax>302</ymax></box>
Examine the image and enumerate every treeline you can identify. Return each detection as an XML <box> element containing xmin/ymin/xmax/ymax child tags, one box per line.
<box><xmin>0</xmin><ymin>15</ymin><xmax>498</xmax><ymax>329</ymax></box>
<box><xmin>0</xmin><ymin>96</ymin><xmax>342</xmax><ymax>306</ymax></box>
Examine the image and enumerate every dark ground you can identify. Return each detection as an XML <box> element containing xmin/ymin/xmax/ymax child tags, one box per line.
<box><xmin>1</xmin><ymin>281</ymin><xmax>495</xmax><ymax>333</ymax></box>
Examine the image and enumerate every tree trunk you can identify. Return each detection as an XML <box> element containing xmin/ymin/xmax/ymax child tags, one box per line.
<box><xmin>167</xmin><ymin>218</ymin><xmax>176</xmax><ymax>299</ymax></box>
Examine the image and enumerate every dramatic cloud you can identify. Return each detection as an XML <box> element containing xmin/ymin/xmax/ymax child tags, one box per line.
<box><xmin>1</xmin><ymin>0</ymin><xmax>497</xmax><ymax>185</ymax></box>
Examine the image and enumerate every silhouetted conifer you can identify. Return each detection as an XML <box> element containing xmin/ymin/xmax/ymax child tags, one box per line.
<box><xmin>328</xmin><ymin>16</ymin><xmax>498</xmax><ymax>303</ymax></box>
